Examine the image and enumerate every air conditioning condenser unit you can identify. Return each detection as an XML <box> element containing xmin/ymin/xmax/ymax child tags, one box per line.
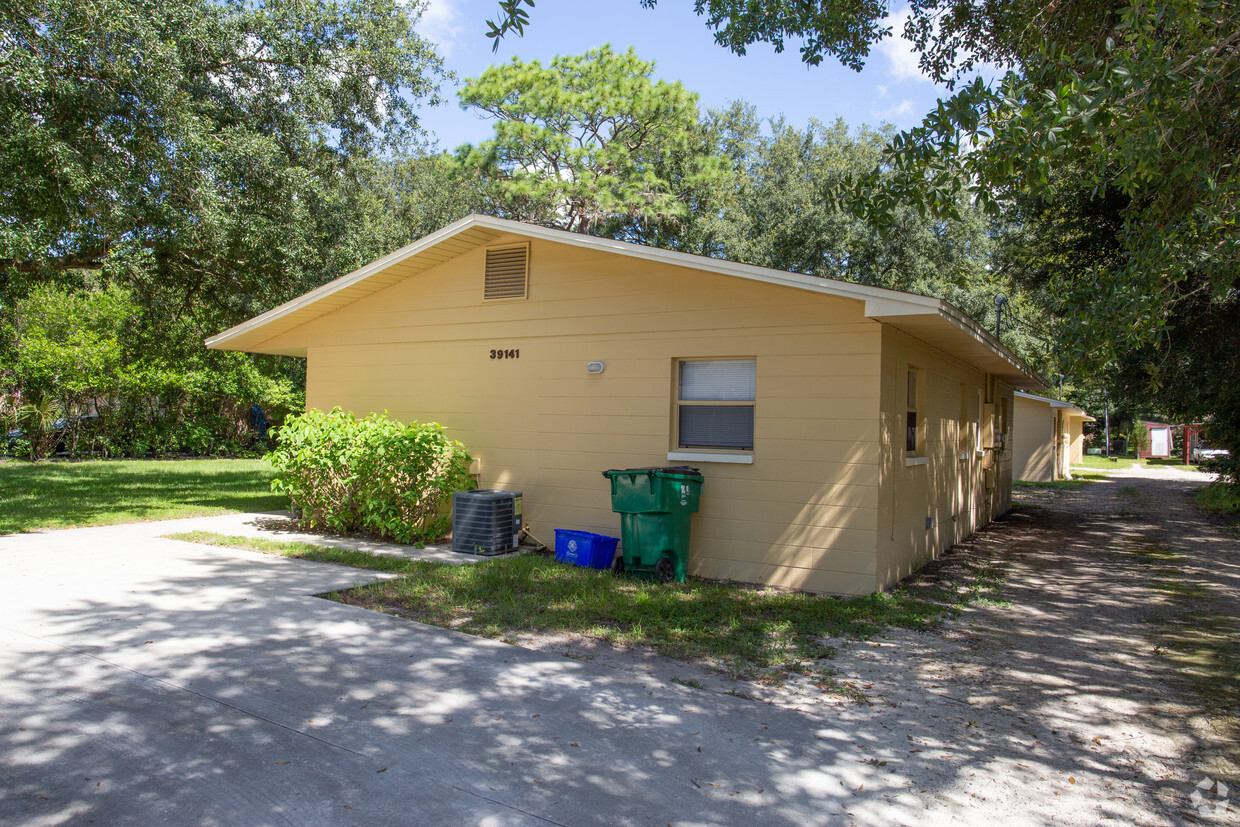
<box><xmin>452</xmin><ymin>490</ymin><xmax>523</xmax><ymax>555</ymax></box>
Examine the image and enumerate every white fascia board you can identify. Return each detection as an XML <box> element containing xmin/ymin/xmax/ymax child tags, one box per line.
<box><xmin>1015</xmin><ymin>391</ymin><xmax>1092</xmax><ymax>419</ymax></box>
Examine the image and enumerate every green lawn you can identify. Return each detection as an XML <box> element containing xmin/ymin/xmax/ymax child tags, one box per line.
<box><xmin>167</xmin><ymin>531</ymin><xmax>951</xmax><ymax>679</ymax></box>
<box><xmin>1072</xmin><ymin>454</ymin><xmax>1201</xmax><ymax>472</ymax></box>
<box><xmin>0</xmin><ymin>458</ymin><xmax>286</xmax><ymax>534</ymax></box>
<box><xmin>1195</xmin><ymin>482</ymin><xmax>1240</xmax><ymax>517</ymax></box>
<box><xmin>1073</xmin><ymin>453</ymin><xmax>1140</xmax><ymax>470</ymax></box>
<box><xmin>1014</xmin><ymin>471</ymin><xmax>1110</xmax><ymax>491</ymax></box>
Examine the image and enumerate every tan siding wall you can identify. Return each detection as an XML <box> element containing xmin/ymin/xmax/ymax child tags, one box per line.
<box><xmin>875</xmin><ymin>328</ymin><xmax>1014</xmax><ymax>590</ymax></box>
<box><xmin>1013</xmin><ymin>396</ymin><xmax>1056</xmax><ymax>482</ymax></box>
<box><xmin>1068</xmin><ymin>417</ymin><xmax>1087</xmax><ymax>466</ymax></box>
<box><xmin>272</xmin><ymin>235</ymin><xmax>883</xmax><ymax>594</ymax></box>
<box><xmin>995</xmin><ymin>382</ymin><xmax>1015</xmax><ymax>513</ymax></box>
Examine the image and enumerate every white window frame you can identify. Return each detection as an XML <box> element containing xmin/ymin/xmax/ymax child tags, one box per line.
<box><xmin>671</xmin><ymin>357</ymin><xmax>756</xmax><ymax>461</ymax></box>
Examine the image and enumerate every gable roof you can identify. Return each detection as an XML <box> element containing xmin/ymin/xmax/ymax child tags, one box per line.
<box><xmin>1015</xmin><ymin>391</ymin><xmax>1095</xmax><ymax>421</ymax></box>
<box><xmin>208</xmin><ymin>214</ymin><xmax>1044</xmax><ymax>386</ymax></box>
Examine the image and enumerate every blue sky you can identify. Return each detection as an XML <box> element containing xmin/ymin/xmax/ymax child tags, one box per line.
<box><xmin>414</xmin><ymin>0</ymin><xmax>953</xmax><ymax>151</ymax></box>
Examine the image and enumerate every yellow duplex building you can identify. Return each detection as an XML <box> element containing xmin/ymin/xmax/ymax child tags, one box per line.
<box><xmin>209</xmin><ymin>215</ymin><xmax>1042</xmax><ymax>595</ymax></box>
<box><xmin>1012</xmin><ymin>391</ymin><xmax>1095</xmax><ymax>482</ymax></box>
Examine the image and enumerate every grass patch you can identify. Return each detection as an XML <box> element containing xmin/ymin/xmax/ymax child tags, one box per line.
<box><xmin>173</xmin><ymin>531</ymin><xmax>949</xmax><ymax>678</ymax></box>
<box><xmin>1014</xmin><ymin>479</ymin><xmax>1089</xmax><ymax>491</ymax></box>
<box><xmin>0</xmin><ymin>459</ymin><xmax>286</xmax><ymax>534</ymax></box>
<box><xmin>1144</xmin><ymin>457</ymin><xmax>1201</xmax><ymax>469</ymax></box>
<box><xmin>1073</xmin><ymin>454</ymin><xmax>1140</xmax><ymax>470</ymax></box>
<box><xmin>1195</xmin><ymin>482</ymin><xmax>1240</xmax><ymax>517</ymax></box>
<box><xmin>1073</xmin><ymin>455</ymin><xmax>1202</xmax><ymax>472</ymax></box>
<box><xmin>1014</xmin><ymin>472</ymin><xmax>1109</xmax><ymax>491</ymax></box>
<box><xmin>1117</xmin><ymin>485</ymin><xmax>1141</xmax><ymax>498</ymax></box>
<box><xmin>166</xmin><ymin>531</ymin><xmax>419</xmax><ymax>571</ymax></box>
<box><xmin>341</xmin><ymin>556</ymin><xmax>952</xmax><ymax>677</ymax></box>
<box><xmin>952</xmin><ymin>559</ymin><xmax>1011</xmax><ymax>606</ymax></box>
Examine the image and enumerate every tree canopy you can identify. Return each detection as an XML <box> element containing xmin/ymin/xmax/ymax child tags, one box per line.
<box><xmin>1</xmin><ymin>0</ymin><xmax>447</xmax><ymax>458</ymax></box>
<box><xmin>1</xmin><ymin>0</ymin><xmax>445</xmax><ymax>321</ymax></box>
<box><xmin>456</xmin><ymin>45</ymin><xmax>728</xmax><ymax>235</ymax></box>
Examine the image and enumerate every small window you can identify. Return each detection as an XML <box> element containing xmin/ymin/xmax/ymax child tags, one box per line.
<box><xmin>484</xmin><ymin>245</ymin><xmax>528</xmax><ymax>300</ymax></box>
<box><xmin>906</xmin><ymin>368</ymin><xmax>921</xmax><ymax>454</ymax></box>
<box><xmin>676</xmin><ymin>358</ymin><xmax>755</xmax><ymax>451</ymax></box>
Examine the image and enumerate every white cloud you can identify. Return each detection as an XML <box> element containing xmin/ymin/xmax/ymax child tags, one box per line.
<box><xmin>875</xmin><ymin>8</ymin><xmax>931</xmax><ymax>83</ymax></box>
<box><xmin>415</xmin><ymin>0</ymin><xmax>465</xmax><ymax>58</ymax></box>
<box><xmin>879</xmin><ymin>99</ymin><xmax>915</xmax><ymax>120</ymax></box>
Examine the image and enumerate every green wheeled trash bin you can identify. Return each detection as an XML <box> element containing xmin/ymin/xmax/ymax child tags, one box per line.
<box><xmin>601</xmin><ymin>466</ymin><xmax>704</xmax><ymax>583</ymax></box>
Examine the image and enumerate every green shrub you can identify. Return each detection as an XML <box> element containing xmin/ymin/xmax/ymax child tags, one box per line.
<box><xmin>267</xmin><ymin>409</ymin><xmax>474</xmax><ymax>543</ymax></box>
<box><xmin>1195</xmin><ymin>480</ymin><xmax>1240</xmax><ymax>516</ymax></box>
<box><xmin>2</xmin><ymin>283</ymin><xmax>304</xmax><ymax>460</ymax></box>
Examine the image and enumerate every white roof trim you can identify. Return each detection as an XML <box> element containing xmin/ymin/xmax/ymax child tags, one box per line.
<box><xmin>1015</xmin><ymin>391</ymin><xmax>1093</xmax><ymax>419</ymax></box>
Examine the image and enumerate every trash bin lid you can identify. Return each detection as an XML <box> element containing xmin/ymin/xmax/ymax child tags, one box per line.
<box><xmin>602</xmin><ymin>466</ymin><xmax>702</xmax><ymax>479</ymax></box>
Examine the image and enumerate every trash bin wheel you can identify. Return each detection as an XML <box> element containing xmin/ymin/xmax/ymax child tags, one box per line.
<box><xmin>655</xmin><ymin>557</ymin><xmax>674</xmax><ymax>584</ymax></box>
<box><xmin>610</xmin><ymin>556</ymin><xmax>625</xmax><ymax>575</ymax></box>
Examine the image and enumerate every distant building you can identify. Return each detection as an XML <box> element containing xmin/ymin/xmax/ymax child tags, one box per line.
<box><xmin>1138</xmin><ymin>422</ymin><xmax>1174</xmax><ymax>459</ymax></box>
<box><xmin>1013</xmin><ymin>391</ymin><xmax>1095</xmax><ymax>481</ymax></box>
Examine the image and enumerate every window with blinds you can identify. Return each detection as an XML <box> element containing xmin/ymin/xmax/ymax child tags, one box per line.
<box><xmin>675</xmin><ymin>358</ymin><xmax>756</xmax><ymax>451</ymax></box>
<box><xmin>484</xmin><ymin>245</ymin><xmax>529</xmax><ymax>300</ymax></box>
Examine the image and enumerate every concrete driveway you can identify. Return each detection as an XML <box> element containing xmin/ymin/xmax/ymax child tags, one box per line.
<box><xmin>0</xmin><ymin>513</ymin><xmax>927</xmax><ymax>826</ymax></box>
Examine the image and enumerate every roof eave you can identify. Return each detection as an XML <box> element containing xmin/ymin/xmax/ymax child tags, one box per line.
<box><xmin>205</xmin><ymin>215</ymin><xmax>1042</xmax><ymax>388</ymax></box>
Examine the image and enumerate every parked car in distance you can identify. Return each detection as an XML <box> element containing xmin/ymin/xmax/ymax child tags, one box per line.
<box><xmin>1192</xmin><ymin>440</ymin><xmax>1230</xmax><ymax>463</ymax></box>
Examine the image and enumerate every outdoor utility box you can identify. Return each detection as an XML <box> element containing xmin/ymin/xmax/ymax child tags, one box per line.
<box><xmin>452</xmin><ymin>490</ymin><xmax>523</xmax><ymax>555</ymax></box>
<box><xmin>601</xmin><ymin>467</ymin><xmax>703</xmax><ymax>583</ymax></box>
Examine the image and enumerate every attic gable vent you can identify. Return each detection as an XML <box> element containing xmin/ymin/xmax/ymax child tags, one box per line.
<box><xmin>484</xmin><ymin>245</ymin><xmax>529</xmax><ymax>300</ymax></box>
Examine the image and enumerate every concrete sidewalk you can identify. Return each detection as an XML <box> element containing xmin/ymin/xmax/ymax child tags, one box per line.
<box><xmin>0</xmin><ymin>515</ymin><xmax>921</xmax><ymax>826</ymax></box>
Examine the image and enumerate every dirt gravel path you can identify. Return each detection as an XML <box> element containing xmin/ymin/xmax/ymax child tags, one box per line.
<box><xmin>824</xmin><ymin>463</ymin><xmax>1239</xmax><ymax>826</ymax></box>
<box><xmin>521</xmin><ymin>464</ymin><xmax>1239</xmax><ymax>825</ymax></box>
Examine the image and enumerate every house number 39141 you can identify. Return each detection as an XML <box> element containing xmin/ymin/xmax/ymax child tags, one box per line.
<box><xmin>490</xmin><ymin>348</ymin><xmax>519</xmax><ymax>360</ymax></box>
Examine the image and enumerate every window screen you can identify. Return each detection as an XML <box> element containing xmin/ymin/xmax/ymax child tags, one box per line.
<box><xmin>677</xmin><ymin>359</ymin><xmax>755</xmax><ymax>451</ymax></box>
